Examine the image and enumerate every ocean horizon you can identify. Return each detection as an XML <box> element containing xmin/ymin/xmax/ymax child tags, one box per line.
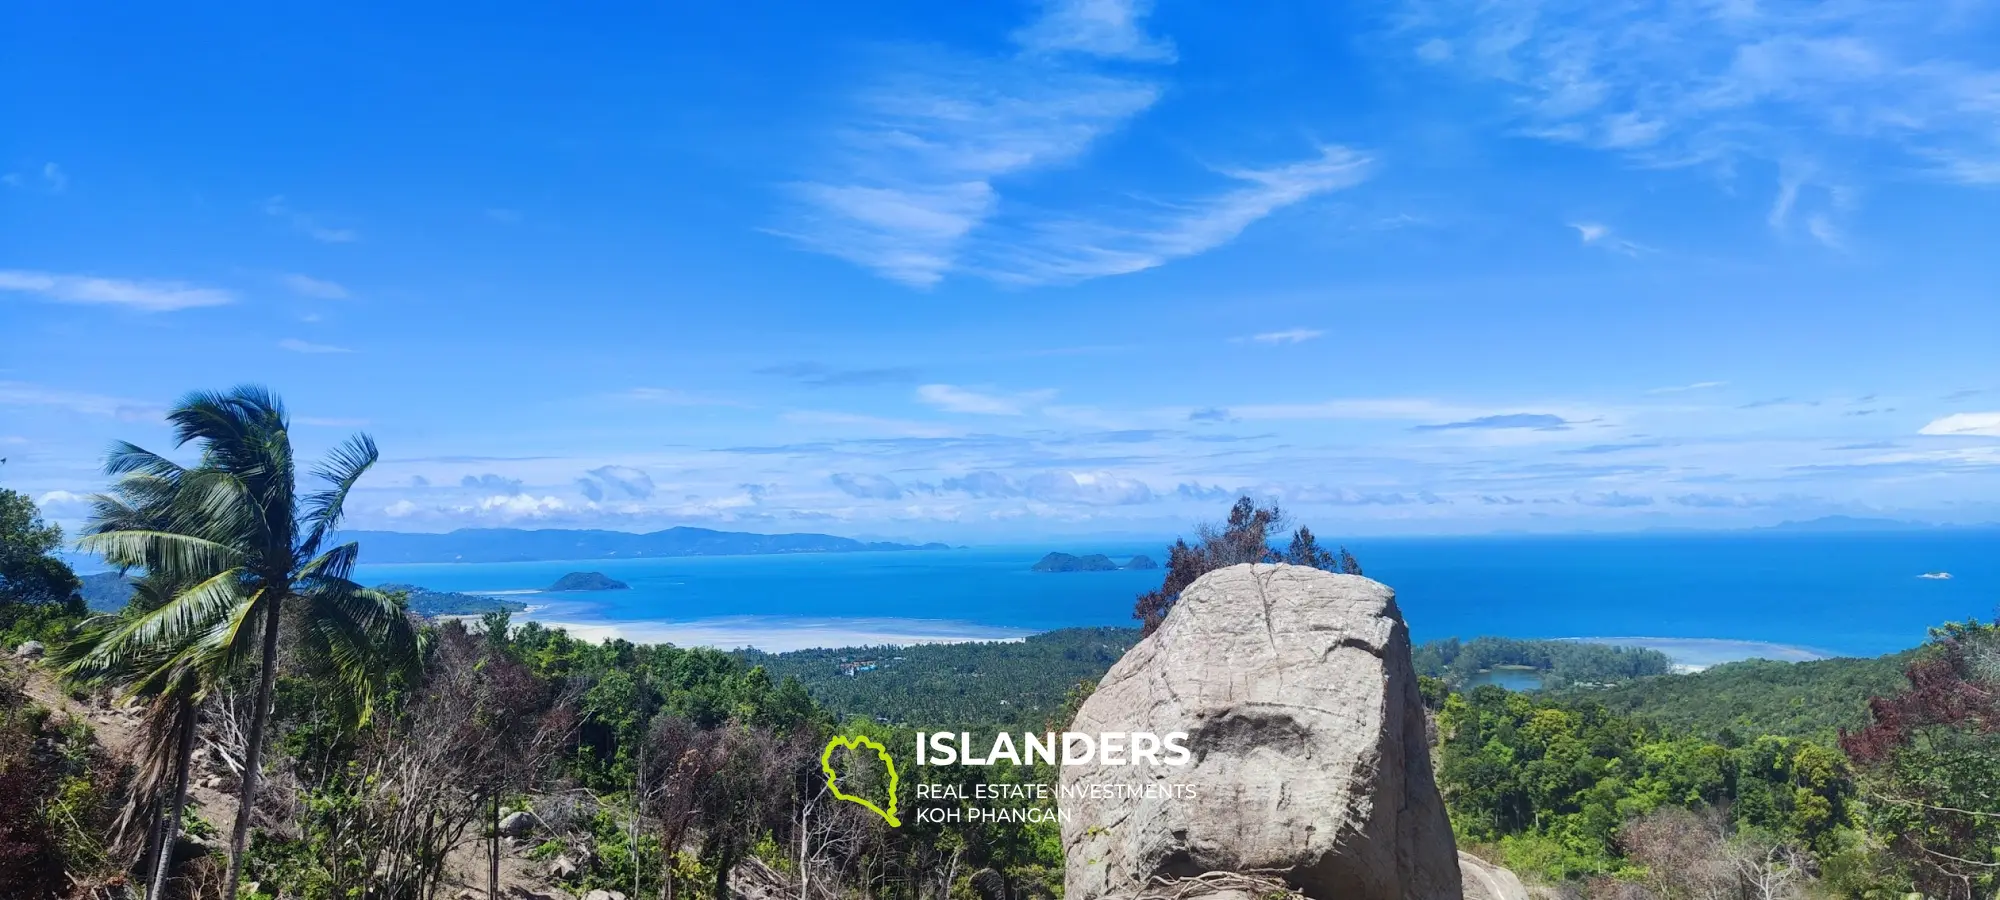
<box><xmin>349</xmin><ymin>528</ymin><xmax>2000</xmax><ymax>660</ymax></box>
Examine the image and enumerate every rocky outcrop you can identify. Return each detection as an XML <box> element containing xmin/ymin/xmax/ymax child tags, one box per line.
<box><xmin>1059</xmin><ymin>564</ymin><xmax>1462</xmax><ymax>900</ymax></box>
<box><xmin>1458</xmin><ymin>852</ymin><xmax>1530</xmax><ymax>900</ymax></box>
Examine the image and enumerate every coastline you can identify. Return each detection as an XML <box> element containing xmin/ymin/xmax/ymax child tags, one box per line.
<box><xmin>505</xmin><ymin>612</ymin><xmax>1031</xmax><ymax>653</ymax></box>
<box><xmin>1566</xmin><ymin>636</ymin><xmax>1836</xmax><ymax>671</ymax></box>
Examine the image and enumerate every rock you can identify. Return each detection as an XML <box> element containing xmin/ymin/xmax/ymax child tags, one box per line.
<box><xmin>170</xmin><ymin>833</ymin><xmax>212</xmax><ymax>864</ymax></box>
<box><xmin>497</xmin><ymin>810</ymin><xmax>537</xmax><ymax>837</ymax></box>
<box><xmin>581</xmin><ymin>891</ymin><xmax>627</xmax><ymax>900</ymax></box>
<box><xmin>1059</xmin><ymin>564</ymin><xmax>1462</xmax><ymax>900</ymax></box>
<box><xmin>969</xmin><ymin>868</ymin><xmax>1008</xmax><ymax>900</ymax></box>
<box><xmin>13</xmin><ymin>641</ymin><xmax>44</xmax><ymax>660</ymax></box>
<box><xmin>1458</xmin><ymin>852</ymin><xmax>1529</xmax><ymax>900</ymax></box>
<box><xmin>548</xmin><ymin>855</ymin><xmax>580</xmax><ymax>879</ymax></box>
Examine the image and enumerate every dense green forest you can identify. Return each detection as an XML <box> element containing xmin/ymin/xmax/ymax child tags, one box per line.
<box><xmin>1413</xmin><ymin>636</ymin><xmax>1675</xmax><ymax>688</ymax></box>
<box><xmin>1571</xmin><ymin>654</ymin><xmax>1917</xmax><ymax>742</ymax></box>
<box><xmin>767</xmin><ymin>632</ymin><xmax>1681</xmax><ymax>729</ymax></box>
<box><xmin>742</xmin><ymin>627</ymin><xmax>1141</xmax><ymax>729</ymax></box>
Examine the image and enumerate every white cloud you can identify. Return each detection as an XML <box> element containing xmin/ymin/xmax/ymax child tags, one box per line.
<box><xmin>1238</xmin><ymin>327</ymin><xmax>1324</xmax><ymax>345</ymax></box>
<box><xmin>279</xmin><ymin>273</ymin><xmax>350</xmax><ymax>300</ymax></box>
<box><xmin>1021</xmin><ymin>470</ymin><xmax>1155</xmax><ymax>505</ymax></box>
<box><xmin>1014</xmin><ymin>0</ymin><xmax>1177</xmax><ymax>62</ymax></box>
<box><xmin>783</xmin><ymin>3</ymin><xmax>1364</xmax><ymax>288</ymax></box>
<box><xmin>3</xmin><ymin>162</ymin><xmax>66</xmax><ymax>193</ymax></box>
<box><xmin>34</xmin><ymin>490</ymin><xmax>87</xmax><ymax>513</ymax></box>
<box><xmin>916</xmin><ymin>384</ymin><xmax>1056</xmax><ymax>416</ymax></box>
<box><xmin>0</xmin><ymin>269</ymin><xmax>234</xmax><ymax>312</ymax></box>
<box><xmin>982</xmin><ymin>146</ymin><xmax>1373</xmax><ymax>284</ymax></box>
<box><xmin>1920</xmin><ymin>411</ymin><xmax>2000</xmax><ymax>437</ymax></box>
<box><xmin>264</xmin><ymin>196</ymin><xmax>358</xmax><ymax>243</ymax></box>
<box><xmin>1404</xmin><ymin>0</ymin><xmax>2000</xmax><ymax>238</ymax></box>
<box><xmin>473</xmin><ymin>493</ymin><xmax>571</xmax><ymax>519</ymax></box>
<box><xmin>1648</xmin><ymin>381</ymin><xmax>1727</xmax><ymax>394</ymax></box>
<box><xmin>278</xmin><ymin>338</ymin><xmax>354</xmax><ymax>354</ymax></box>
<box><xmin>1229</xmin><ymin>397</ymin><xmax>1499</xmax><ymax>422</ymax></box>
<box><xmin>782</xmin><ymin>54</ymin><xmax>1160</xmax><ymax>286</ymax></box>
<box><xmin>830</xmin><ymin>472</ymin><xmax>906</xmax><ymax>500</ymax></box>
<box><xmin>0</xmin><ymin>381</ymin><xmax>163</xmax><ymax>420</ymax></box>
<box><xmin>1569</xmin><ymin>221</ymin><xmax>1649</xmax><ymax>255</ymax></box>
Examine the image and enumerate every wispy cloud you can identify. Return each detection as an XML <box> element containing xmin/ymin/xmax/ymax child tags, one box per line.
<box><xmin>0</xmin><ymin>269</ymin><xmax>233</xmax><ymax>312</ymax></box>
<box><xmin>1920</xmin><ymin>411</ymin><xmax>2000</xmax><ymax>437</ymax></box>
<box><xmin>916</xmin><ymin>384</ymin><xmax>1057</xmax><ymax>416</ymax></box>
<box><xmin>1404</xmin><ymin>0</ymin><xmax>2000</xmax><ymax>238</ymax></box>
<box><xmin>0</xmin><ymin>382</ymin><xmax>162</xmax><ymax>420</ymax></box>
<box><xmin>1648</xmin><ymin>381</ymin><xmax>1727</xmax><ymax>394</ymax></box>
<box><xmin>1014</xmin><ymin>0</ymin><xmax>1177</xmax><ymax>62</ymax></box>
<box><xmin>578</xmin><ymin>465</ymin><xmax>657</xmax><ymax>501</ymax></box>
<box><xmin>264</xmin><ymin>196</ymin><xmax>358</xmax><ymax>243</ymax></box>
<box><xmin>780</xmin><ymin>45</ymin><xmax>1161</xmax><ymax>286</ymax></box>
<box><xmin>979</xmin><ymin>145</ymin><xmax>1373</xmax><ymax>285</ymax></box>
<box><xmin>278</xmin><ymin>338</ymin><xmax>354</xmax><ymax>354</ymax></box>
<box><xmin>1235</xmin><ymin>327</ymin><xmax>1325</xmax><ymax>345</ymax></box>
<box><xmin>830</xmin><ymin>472</ymin><xmax>906</xmax><ymax>500</ymax></box>
<box><xmin>759</xmin><ymin>362</ymin><xmax>919</xmax><ymax>387</ymax></box>
<box><xmin>619</xmin><ymin>387</ymin><xmax>737</xmax><ymax>406</ymax></box>
<box><xmin>1568</xmin><ymin>221</ymin><xmax>1649</xmax><ymax>255</ymax></box>
<box><xmin>782</xmin><ymin>2</ymin><xmax>1366</xmax><ymax>287</ymax></box>
<box><xmin>279</xmin><ymin>273</ymin><xmax>350</xmax><ymax>300</ymax></box>
<box><xmin>2</xmin><ymin>162</ymin><xmax>66</xmax><ymax>193</ymax></box>
<box><xmin>1413</xmin><ymin>413</ymin><xmax>1573</xmax><ymax>432</ymax></box>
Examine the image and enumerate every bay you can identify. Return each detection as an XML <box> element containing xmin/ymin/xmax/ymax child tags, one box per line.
<box><xmin>351</xmin><ymin>528</ymin><xmax>2000</xmax><ymax>657</ymax></box>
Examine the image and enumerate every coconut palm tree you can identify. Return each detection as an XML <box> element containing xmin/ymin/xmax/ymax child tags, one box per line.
<box><xmin>72</xmin><ymin>386</ymin><xmax>421</xmax><ymax>900</ymax></box>
<box><xmin>55</xmin><ymin>574</ymin><xmax>217</xmax><ymax>900</ymax></box>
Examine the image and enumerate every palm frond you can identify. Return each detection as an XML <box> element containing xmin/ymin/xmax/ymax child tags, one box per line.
<box><xmin>299</xmin><ymin>433</ymin><xmax>377</xmax><ymax>559</ymax></box>
<box><xmin>296</xmin><ymin>541</ymin><xmax>362</xmax><ymax>589</ymax></box>
<box><xmin>104</xmin><ymin>442</ymin><xmax>187</xmax><ymax>480</ymax></box>
<box><xmin>63</xmin><ymin>568</ymin><xmax>250</xmax><ymax>675</ymax></box>
<box><xmin>76</xmin><ymin>529</ymin><xmax>243</xmax><ymax>576</ymax></box>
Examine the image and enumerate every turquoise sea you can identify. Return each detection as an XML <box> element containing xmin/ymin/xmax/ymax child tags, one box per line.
<box><xmin>351</xmin><ymin>529</ymin><xmax>2000</xmax><ymax>658</ymax></box>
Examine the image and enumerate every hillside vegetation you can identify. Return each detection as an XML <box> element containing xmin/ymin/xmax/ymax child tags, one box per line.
<box><xmin>742</xmin><ymin>627</ymin><xmax>1142</xmax><ymax>728</ymax></box>
<box><xmin>1568</xmin><ymin>652</ymin><xmax>1915</xmax><ymax>741</ymax></box>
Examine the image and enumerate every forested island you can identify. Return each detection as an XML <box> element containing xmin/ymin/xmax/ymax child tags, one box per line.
<box><xmin>1031</xmin><ymin>552</ymin><xmax>1157</xmax><ymax>572</ymax></box>
<box><xmin>544</xmin><ymin>571</ymin><xmax>630</xmax><ymax>591</ymax></box>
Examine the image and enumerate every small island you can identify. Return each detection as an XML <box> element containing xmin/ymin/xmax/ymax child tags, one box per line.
<box><xmin>545</xmin><ymin>571</ymin><xmax>631</xmax><ymax>591</ymax></box>
<box><xmin>1032</xmin><ymin>552</ymin><xmax>1161</xmax><ymax>573</ymax></box>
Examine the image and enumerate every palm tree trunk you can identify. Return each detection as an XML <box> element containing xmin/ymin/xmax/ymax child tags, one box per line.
<box><xmin>223</xmin><ymin>599</ymin><xmax>284</xmax><ymax>900</ymax></box>
<box><xmin>489</xmin><ymin>789</ymin><xmax>501</xmax><ymax>900</ymax></box>
<box><xmin>150</xmin><ymin>701</ymin><xmax>198</xmax><ymax>900</ymax></box>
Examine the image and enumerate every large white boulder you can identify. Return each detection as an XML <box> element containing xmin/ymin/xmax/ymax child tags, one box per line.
<box><xmin>1060</xmin><ymin>564</ymin><xmax>1462</xmax><ymax>900</ymax></box>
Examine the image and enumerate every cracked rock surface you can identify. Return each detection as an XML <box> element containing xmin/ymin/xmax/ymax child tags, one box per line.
<box><xmin>1060</xmin><ymin>564</ymin><xmax>1462</xmax><ymax>900</ymax></box>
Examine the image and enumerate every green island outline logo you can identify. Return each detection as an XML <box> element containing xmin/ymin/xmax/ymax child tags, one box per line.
<box><xmin>821</xmin><ymin>734</ymin><xmax>901</xmax><ymax>827</ymax></box>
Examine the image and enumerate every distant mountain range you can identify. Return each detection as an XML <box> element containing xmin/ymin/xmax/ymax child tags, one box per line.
<box><xmin>336</xmin><ymin>527</ymin><xmax>956</xmax><ymax>564</ymax></box>
<box><xmin>1754</xmin><ymin>516</ymin><xmax>1944</xmax><ymax>533</ymax></box>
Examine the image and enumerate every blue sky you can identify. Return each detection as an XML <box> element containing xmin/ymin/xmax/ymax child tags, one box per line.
<box><xmin>4</xmin><ymin>0</ymin><xmax>1999</xmax><ymax>541</ymax></box>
